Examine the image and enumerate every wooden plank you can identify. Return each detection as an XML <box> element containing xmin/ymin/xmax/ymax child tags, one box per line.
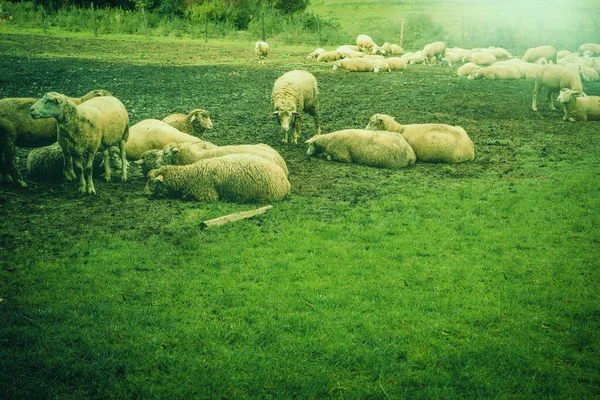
<box><xmin>200</xmin><ymin>205</ymin><xmax>273</xmax><ymax>230</ymax></box>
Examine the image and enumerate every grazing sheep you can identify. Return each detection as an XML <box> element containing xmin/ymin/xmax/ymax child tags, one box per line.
<box><xmin>422</xmin><ymin>41</ymin><xmax>447</xmax><ymax>64</ymax></box>
<box><xmin>305</xmin><ymin>129</ymin><xmax>416</xmax><ymax>169</ymax></box>
<box><xmin>556</xmin><ymin>89</ymin><xmax>600</xmax><ymax>122</ymax></box>
<box><xmin>271</xmin><ymin>70</ymin><xmax>320</xmax><ymax>145</ymax></box>
<box><xmin>365</xmin><ymin>113</ymin><xmax>474</xmax><ymax>164</ymax></box>
<box><xmin>578</xmin><ymin>43</ymin><xmax>600</xmax><ymax>57</ymax></box>
<box><xmin>146</xmin><ymin>153</ymin><xmax>290</xmax><ymax>203</ymax></box>
<box><xmin>333</xmin><ymin>58</ymin><xmax>379</xmax><ymax>72</ymax></box>
<box><xmin>468</xmin><ymin>65</ymin><xmax>521</xmax><ymax>80</ymax></box>
<box><xmin>307</xmin><ymin>48</ymin><xmax>326</xmax><ymax>59</ymax></box>
<box><xmin>254</xmin><ymin>41</ymin><xmax>270</xmax><ymax>63</ymax></box>
<box><xmin>463</xmin><ymin>52</ymin><xmax>497</xmax><ymax>66</ymax></box>
<box><xmin>532</xmin><ymin>65</ymin><xmax>584</xmax><ymax>112</ymax></box>
<box><xmin>126</xmin><ymin>119</ymin><xmax>216</xmax><ymax>159</ymax></box>
<box><xmin>522</xmin><ymin>45</ymin><xmax>558</xmax><ymax>64</ymax></box>
<box><xmin>162</xmin><ymin>109</ymin><xmax>213</xmax><ymax>138</ymax></box>
<box><xmin>316</xmin><ymin>51</ymin><xmax>344</xmax><ymax>62</ymax></box>
<box><xmin>0</xmin><ymin>89</ymin><xmax>111</xmax><ymax>187</ymax></box>
<box><xmin>457</xmin><ymin>62</ymin><xmax>480</xmax><ymax>77</ymax></box>
<box><xmin>29</xmin><ymin>92</ymin><xmax>129</xmax><ymax>195</ymax></box>
<box><xmin>356</xmin><ymin>34</ymin><xmax>378</xmax><ymax>54</ymax></box>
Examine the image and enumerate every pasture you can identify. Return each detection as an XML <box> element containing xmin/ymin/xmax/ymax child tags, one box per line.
<box><xmin>1</xmin><ymin>33</ymin><xmax>599</xmax><ymax>398</ymax></box>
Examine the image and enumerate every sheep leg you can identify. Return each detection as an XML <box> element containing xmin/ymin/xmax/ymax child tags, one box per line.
<box><xmin>84</xmin><ymin>154</ymin><xmax>96</xmax><ymax>195</ymax></box>
<box><xmin>102</xmin><ymin>148</ymin><xmax>112</xmax><ymax>182</ymax></box>
<box><xmin>281</xmin><ymin>129</ymin><xmax>289</xmax><ymax>144</ymax></box>
<box><xmin>0</xmin><ymin>139</ymin><xmax>27</xmax><ymax>187</ymax></box>
<box><xmin>547</xmin><ymin>91</ymin><xmax>556</xmax><ymax>111</ymax></box>
<box><xmin>74</xmin><ymin>157</ymin><xmax>87</xmax><ymax>194</ymax></box>
<box><xmin>293</xmin><ymin>117</ymin><xmax>302</xmax><ymax>144</ymax></box>
<box><xmin>120</xmin><ymin>139</ymin><xmax>128</xmax><ymax>182</ymax></box>
<box><xmin>61</xmin><ymin>145</ymin><xmax>77</xmax><ymax>181</ymax></box>
<box><xmin>309</xmin><ymin>109</ymin><xmax>321</xmax><ymax>136</ymax></box>
<box><xmin>532</xmin><ymin>83</ymin><xmax>541</xmax><ymax>111</ymax></box>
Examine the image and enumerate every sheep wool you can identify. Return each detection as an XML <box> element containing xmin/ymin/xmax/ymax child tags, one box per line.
<box><xmin>532</xmin><ymin>65</ymin><xmax>584</xmax><ymax>112</ymax></box>
<box><xmin>146</xmin><ymin>153</ymin><xmax>290</xmax><ymax>203</ymax></box>
<box><xmin>557</xmin><ymin>89</ymin><xmax>600</xmax><ymax>122</ymax></box>
<box><xmin>305</xmin><ymin>129</ymin><xmax>416</xmax><ymax>169</ymax></box>
<box><xmin>162</xmin><ymin>109</ymin><xmax>213</xmax><ymax>138</ymax></box>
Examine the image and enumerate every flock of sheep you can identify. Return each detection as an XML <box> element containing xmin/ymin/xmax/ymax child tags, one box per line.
<box><xmin>0</xmin><ymin>36</ymin><xmax>598</xmax><ymax>204</ymax></box>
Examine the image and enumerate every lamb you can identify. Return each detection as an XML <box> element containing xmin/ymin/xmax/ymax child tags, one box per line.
<box><xmin>365</xmin><ymin>113</ymin><xmax>474</xmax><ymax>164</ymax></box>
<box><xmin>532</xmin><ymin>65</ymin><xmax>584</xmax><ymax>112</ymax></box>
<box><xmin>316</xmin><ymin>51</ymin><xmax>343</xmax><ymax>62</ymax></box>
<box><xmin>556</xmin><ymin>89</ymin><xmax>600</xmax><ymax>122</ymax></box>
<box><xmin>254</xmin><ymin>41</ymin><xmax>270</xmax><ymax>63</ymax></box>
<box><xmin>305</xmin><ymin>129</ymin><xmax>416</xmax><ymax>169</ymax></box>
<box><xmin>162</xmin><ymin>109</ymin><xmax>213</xmax><ymax>138</ymax></box>
<box><xmin>522</xmin><ymin>45</ymin><xmax>558</xmax><ymax>64</ymax></box>
<box><xmin>457</xmin><ymin>62</ymin><xmax>480</xmax><ymax>77</ymax></box>
<box><xmin>333</xmin><ymin>58</ymin><xmax>379</xmax><ymax>72</ymax></box>
<box><xmin>467</xmin><ymin>65</ymin><xmax>521</xmax><ymax>80</ymax></box>
<box><xmin>146</xmin><ymin>153</ymin><xmax>290</xmax><ymax>203</ymax></box>
<box><xmin>356</xmin><ymin>34</ymin><xmax>378</xmax><ymax>54</ymax></box>
<box><xmin>29</xmin><ymin>92</ymin><xmax>129</xmax><ymax>195</ymax></box>
<box><xmin>271</xmin><ymin>70</ymin><xmax>320</xmax><ymax>145</ymax></box>
<box><xmin>0</xmin><ymin>89</ymin><xmax>111</xmax><ymax>187</ymax></box>
<box><xmin>125</xmin><ymin>119</ymin><xmax>216</xmax><ymax>159</ymax></box>
<box><xmin>578</xmin><ymin>43</ymin><xmax>600</xmax><ymax>57</ymax></box>
<box><xmin>422</xmin><ymin>41</ymin><xmax>447</xmax><ymax>64</ymax></box>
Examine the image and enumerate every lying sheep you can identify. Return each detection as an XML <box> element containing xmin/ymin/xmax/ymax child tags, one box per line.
<box><xmin>30</xmin><ymin>92</ymin><xmax>129</xmax><ymax>195</ymax></box>
<box><xmin>522</xmin><ymin>45</ymin><xmax>558</xmax><ymax>64</ymax></box>
<box><xmin>578</xmin><ymin>43</ymin><xmax>600</xmax><ymax>57</ymax></box>
<box><xmin>356</xmin><ymin>34</ymin><xmax>378</xmax><ymax>54</ymax></box>
<box><xmin>365</xmin><ymin>113</ymin><xmax>474</xmax><ymax>164</ymax></box>
<box><xmin>383</xmin><ymin>57</ymin><xmax>408</xmax><ymax>71</ymax></box>
<box><xmin>307</xmin><ymin>48</ymin><xmax>326</xmax><ymax>59</ymax></box>
<box><xmin>381</xmin><ymin>42</ymin><xmax>403</xmax><ymax>55</ymax></box>
<box><xmin>401</xmin><ymin>51</ymin><xmax>427</xmax><ymax>64</ymax></box>
<box><xmin>316</xmin><ymin>51</ymin><xmax>343</xmax><ymax>62</ymax></box>
<box><xmin>422</xmin><ymin>41</ymin><xmax>447</xmax><ymax>64</ymax></box>
<box><xmin>162</xmin><ymin>109</ymin><xmax>213</xmax><ymax>138</ymax></box>
<box><xmin>532</xmin><ymin>65</ymin><xmax>584</xmax><ymax>112</ymax></box>
<box><xmin>271</xmin><ymin>70</ymin><xmax>320</xmax><ymax>145</ymax></box>
<box><xmin>463</xmin><ymin>52</ymin><xmax>497</xmax><ymax>66</ymax></box>
<box><xmin>0</xmin><ymin>89</ymin><xmax>111</xmax><ymax>187</ymax></box>
<box><xmin>305</xmin><ymin>129</ymin><xmax>416</xmax><ymax>169</ymax></box>
<box><xmin>126</xmin><ymin>119</ymin><xmax>216</xmax><ymax>159</ymax></box>
<box><xmin>333</xmin><ymin>58</ymin><xmax>379</xmax><ymax>72</ymax></box>
<box><xmin>254</xmin><ymin>41</ymin><xmax>270</xmax><ymax>63</ymax></box>
<box><xmin>468</xmin><ymin>65</ymin><xmax>521</xmax><ymax>80</ymax></box>
<box><xmin>580</xmin><ymin>66</ymin><xmax>600</xmax><ymax>82</ymax></box>
<box><xmin>556</xmin><ymin>89</ymin><xmax>600</xmax><ymax>122</ymax></box>
<box><xmin>457</xmin><ymin>62</ymin><xmax>480</xmax><ymax>77</ymax></box>
<box><xmin>485</xmin><ymin>46</ymin><xmax>513</xmax><ymax>60</ymax></box>
<box><xmin>146</xmin><ymin>153</ymin><xmax>290</xmax><ymax>203</ymax></box>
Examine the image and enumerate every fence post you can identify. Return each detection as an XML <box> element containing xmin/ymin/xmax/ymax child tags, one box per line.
<box><xmin>91</xmin><ymin>2</ymin><xmax>97</xmax><ymax>37</ymax></box>
<box><xmin>261</xmin><ymin>11</ymin><xmax>265</xmax><ymax>42</ymax></box>
<box><xmin>204</xmin><ymin>11</ymin><xmax>208</xmax><ymax>42</ymax></box>
<box><xmin>400</xmin><ymin>18</ymin><xmax>404</xmax><ymax>48</ymax></box>
<box><xmin>141</xmin><ymin>6</ymin><xmax>149</xmax><ymax>39</ymax></box>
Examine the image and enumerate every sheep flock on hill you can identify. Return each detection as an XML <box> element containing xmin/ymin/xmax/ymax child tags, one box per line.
<box><xmin>1</xmin><ymin>36</ymin><xmax>599</xmax><ymax>203</ymax></box>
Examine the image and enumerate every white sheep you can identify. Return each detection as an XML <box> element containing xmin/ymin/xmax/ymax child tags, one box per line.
<box><xmin>401</xmin><ymin>51</ymin><xmax>427</xmax><ymax>64</ymax></box>
<box><xmin>356</xmin><ymin>34</ymin><xmax>378</xmax><ymax>54</ymax></box>
<box><xmin>316</xmin><ymin>51</ymin><xmax>344</xmax><ymax>62</ymax></box>
<box><xmin>522</xmin><ymin>45</ymin><xmax>558</xmax><ymax>64</ymax></box>
<box><xmin>0</xmin><ymin>89</ymin><xmax>111</xmax><ymax>187</ymax></box>
<box><xmin>422</xmin><ymin>41</ymin><xmax>447</xmax><ymax>64</ymax></box>
<box><xmin>463</xmin><ymin>52</ymin><xmax>497</xmax><ymax>66</ymax></box>
<box><xmin>307</xmin><ymin>48</ymin><xmax>326</xmax><ymax>59</ymax></box>
<box><xmin>146</xmin><ymin>153</ymin><xmax>290</xmax><ymax>203</ymax></box>
<box><xmin>484</xmin><ymin>46</ymin><xmax>513</xmax><ymax>60</ymax></box>
<box><xmin>29</xmin><ymin>92</ymin><xmax>129</xmax><ymax>195</ymax></box>
<box><xmin>254</xmin><ymin>41</ymin><xmax>270</xmax><ymax>63</ymax></box>
<box><xmin>532</xmin><ymin>65</ymin><xmax>584</xmax><ymax>112</ymax></box>
<box><xmin>468</xmin><ymin>65</ymin><xmax>521</xmax><ymax>80</ymax></box>
<box><xmin>556</xmin><ymin>50</ymin><xmax>573</xmax><ymax>59</ymax></box>
<box><xmin>333</xmin><ymin>58</ymin><xmax>379</xmax><ymax>72</ymax></box>
<box><xmin>556</xmin><ymin>89</ymin><xmax>600</xmax><ymax>122</ymax></box>
<box><xmin>126</xmin><ymin>119</ymin><xmax>216</xmax><ymax>159</ymax></box>
<box><xmin>271</xmin><ymin>70</ymin><xmax>320</xmax><ymax>145</ymax></box>
<box><xmin>162</xmin><ymin>109</ymin><xmax>213</xmax><ymax>138</ymax></box>
<box><xmin>580</xmin><ymin>65</ymin><xmax>600</xmax><ymax>82</ymax></box>
<box><xmin>383</xmin><ymin>57</ymin><xmax>408</xmax><ymax>71</ymax></box>
<box><xmin>305</xmin><ymin>129</ymin><xmax>416</xmax><ymax>169</ymax></box>
<box><xmin>381</xmin><ymin>42</ymin><xmax>403</xmax><ymax>55</ymax></box>
<box><xmin>365</xmin><ymin>113</ymin><xmax>474</xmax><ymax>164</ymax></box>
<box><xmin>578</xmin><ymin>43</ymin><xmax>600</xmax><ymax>57</ymax></box>
<box><xmin>457</xmin><ymin>62</ymin><xmax>480</xmax><ymax>77</ymax></box>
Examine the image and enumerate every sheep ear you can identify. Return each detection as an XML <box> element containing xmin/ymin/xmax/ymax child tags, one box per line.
<box><xmin>305</xmin><ymin>137</ymin><xmax>316</xmax><ymax>143</ymax></box>
<box><xmin>190</xmin><ymin>115</ymin><xmax>196</xmax><ymax>122</ymax></box>
<box><xmin>292</xmin><ymin>111</ymin><xmax>301</xmax><ymax>116</ymax></box>
<box><xmin>154</xmin><ymin>175</ymin><xmax>164</xmax><ymax>182</ymax></box>
<box><xmin>172</xmin><ymin>148</ymin><xmax>180</xmax><ymax>154</ymax></box>
<box><xmin>134</xmin><ymin>159</ymin><xmax>144</xmax><ymax>165</ymax></box>
<box><xmin>271</xmin><ymin>111</ymin><xmax>280</xmax><ymax>117</ymax></box>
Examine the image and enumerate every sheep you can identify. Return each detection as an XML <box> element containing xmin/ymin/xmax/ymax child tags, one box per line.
<box><xmin>401</xmin><ymin>51</ymin><xmax>427</xmax><ymax>64</ymax></box>
<box><xmin>316</xmin><ymin>51</ymin><xmax>343</xmax><ymax>62</ymax></box>
<box><xmin>383</xmin><ymin>57</ymin><xmax>408</xmax><ymax>71</ymax></box>
<box><xmin>463</xmin><ymin>52</ymin><xmax>497</xmax><ymax>66</ymax></box>
<box><xmin>522</xmin><ymin>45</ymin><xmax>558</xmax><ymax>64</ymax></box>
<box><xmin>307</xmin><ymin>48</ymin><xmax>326</xmax><ymax>59</ymax></box>
<box><xmin>271</xmin><ymin>70</ymin><xmax>320</xmax><ymax>145</ymax></box>
<box><xmin>356</xmin><ymin>34</ymin><xmax>378</xmax><ymax>54</ymax></box>
<box><xmin>556</xmin><ymin>50</ymin><xmax>573</xmax><ymax>59</ymax></box>
<box><xmin>126</xmin><ymin>119</ymin><xmax>216</xmax><ymax>159</ymax></box>
<box><xmin>0</xmin><ymin>89</ymin><xmax>111</xmax><ymax>187</ymax></box>
<box><xmin>333</xmin><ymin>58</ymin><xmax>380</xmax><ymax>72</ymax></box>
<box><xmin>381</xmin><ymin>42</ymin><xmax>403</xmax><ymax>55</ymax></box>
<box><xmin>422</xmin><ymin>41</ymin><xmax>447</xmax><ymax>64</ymax></box>
<box><xmin>162</xmin><ymin>109</ymin><xmax>213</xmax><ymax>138</ymax></box>
<box><xmin>467</xmin><ymin>65</ymin><xmax>521</xmax><ymax>80</ymax></box>
<box><xmin>365</xmin><ymin>113</ymin><xmax>474</xmax><ymax>164</ymax></box>
<box><xmin>254</xmin><ymin>41</ymin><xmax>270</xmax><ymax>63</ymax></box>
<box><xmin>29</xmin><ymin>92</ymin><xmax>129</xmax><ymax>195</ymax></box>
<box><xmin>457</xmin><ymin>62</ymin><xmax>480</xmax><ymax>77</ymax></box>
<box><xmin>556</xmin><ymin>89</ymin><xmax>600</xmax><ymax>122</ymax></box>
<box><xmin>578</xmin><ymin>43</ymin><xmax>600</xmax><ymax>57</ymax></box>
<box><xmin>580</xmin><ymin>65</ymin><xmax>600</xmax><ymax>82</ymax></box>
<box><xmin>305</xmin><ymin>129</ymin><xmax>416</xmax><ymax>169</ymax></box>
<box><xmin>532</xmin><ymin>65</ymin><xmax>584</xmax><ymax>112</ymax></box>
<box><xmin>146</xmin><ymin>153</ymin><xmax>290</xmax><ymax>203</ymax></box>
<box><xmin>485</xmin><ymin>46</ymin><xmax>512</xmax><ymax>60</ymax></box>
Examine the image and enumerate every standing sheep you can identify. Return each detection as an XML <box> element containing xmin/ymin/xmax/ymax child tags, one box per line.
<box><xmin>556</xmin><ymin>89</ymin><xmax>600</xmax><ymax>122</ymax></box>
<box><xmin>30</xmin><ymin>92</ymin><xmax>129</xmax><ymax>195</ymax></box>
<box><xmin>254</xmin><ymin>41</ymin><xmax>270</xmax><ymax>63</ymax></box>
<box><xmin>146</xmin><ymin>153</ymin><xmax>290</xmax><ymax>203</ymax></box>
<box><xmin>0</xmin><ymin>89</ymin><xmax>111</xmax><ymax>187</ymax></box>
<box><xmin>532</xmin><ymin>65</ymin><xmax>584</xmax><ymax>112</ymax></box>
<box><xmin>578</xmin><ymin>43</ymin><xmax>600</xmax><ymax>57</ymax></box>
<box><xmin>162</xmin><ymin>109</ymin><xmax>213</xmax><ymax>138</ymax></box>
<box><xmin>356</xmin><ymin>34</ymin><xmax>378</xmax><ymax>54</ymax></box>
<box><xmin>305</xmin><ymin>129</ymin><xmax>416</xmax><ymax>169</ymax></box>
<box><xmin>365</xmin><ymin>114</ymin><xmax>474</xmax><ymax>164</ymax></box>
<box><xmin>271</xmin><ymin>70</ymin><xmax>320</xmax><ymax>145</ymax></box>
<box><xmin>522</xmin><ymin>45</ymin><xmax>558</xmax><ymax>64</ymax></box>
<box><xmin>422</xmin><ymin>41</ymin><xmax>447</xmax><ymax>64</ymax></box>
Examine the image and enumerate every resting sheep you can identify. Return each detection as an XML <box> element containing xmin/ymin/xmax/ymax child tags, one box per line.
<box><xmin>146</xmin><ymin>153</ymin><xmax>290</xmax><ymax>203</ymax></box>
<box><xmin>532</xmin><ymin>65</ymin><xmax>584</xmax><ymax>112</ymax></box>
<box><xmin>162</xmin><ymin>109</ymin><xmax>213</xmax><ymax>138</ymax></box>
<box><xmin>126</xmin><ymin>119</ymin><xmax>216</xmax><ymax>159</ymax></box>
<box><xmin>556</xmin><ymin>89</ymin><xmax>600</xmax><ymax>122</ymax></box>
<box><xmin>463</xmin><ymin>52</ymin><xmax>497</xmax><ymax>66</ymax></box>
<box><xmin>457</xmin><ymin>63</ymin><xmax>480</xmax><ymax>77</ymax></box>
<box><xmin>422</xmin><ymin>41</ymin><xmax>447</xmax><ymax>64</ymax></box>
<box><xmin>580</xmin><ymin>66</ymin><xmax>599</xmax><ymax>82</ymax></box>
<box><xmin>382</xmin><ymin>57</ymin><xmax>408</xmax><ymax>71</ymax></box>
<box><xmin>365</xmin><ymin>113</ymin><xmax>474</xmax><ymax>164</ymax></box>
<box><xmin>0</xmin><ymin>89</ymin><xmax>111</xmax><ymax>187</ymax></box>
<box><xmin>333</xmin><ymin>58</ymin><xmax>379</xmax><ymax>72</ymax></box>
<box><xmin>356</xmin><ymin>34</ymin><xmax>378</xmax><ymax>54</ymax></box>
<box><xmin>578</xmin><ymin>43</ymin><xmax>600</xmax><ymax>57</ymax></box>
<box><xmin>316</xmin><ymin>51</ymin><xmax>343</xmax><ymax>62</ymax></box>
<box><xmin>468</xmin><ymin>65</ymin><xmax>521</xmax><ymax>80</ymax></box>
<box><xmin>305</xmin><ymin>129</ymin><xmax>416</xmax><ymax>169</ymax></box>
<box><xmin>271</xmin><ymin>70</ymin><xmax>320</xmax><ymax>145</ymax></box>
<box><xmin>29</xmin><ymin>92</ymin><xmax>129</xmax><ymax>195</ymax></box>
<box><xmin>307</xmin><ymin>48</ymin><xmax>326</xmax><ymax>59</ymax></box>
<box><xmin>522</xmin><ymin>45</ymin><xmax>558</xmax><ymax>64</ymax></box>
<box><xmin>381</xmin><ymin>42</ymin><xmax>403</xmax><ymax>55</ymax></box>
<box><xmin>254</xmin><ymin>41</ymin><xmax>270</xmax><ymax>63</ymax></box>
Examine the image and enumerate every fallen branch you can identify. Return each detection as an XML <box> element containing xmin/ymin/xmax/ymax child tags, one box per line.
<box><xmin>200</xmin><ymin>205</ymin><xmax>273</xmax><ymax>230</ymax></box>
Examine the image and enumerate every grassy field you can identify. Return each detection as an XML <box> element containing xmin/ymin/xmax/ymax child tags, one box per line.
<box><xmin>0</xmin><ymin>31</ymin><xmax>599</xmax><ymax>398</ymax></box>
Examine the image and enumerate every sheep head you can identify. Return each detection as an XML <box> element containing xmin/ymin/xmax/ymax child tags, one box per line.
<box><xmin>305</xmin><ymin>136</ymin><xmax>322</xmax><ymax>157</ymax></box>
<box><xmin>272</xmin><ymin>110</ymin><xmax>300</xmax><ymax>132</ymax></box>
<box><xmin>365</xmin><ymin>113</ymin><xmax>392</xmax><ymax>131</ymax></box>
<box><xmin>557</xmin><ymin>88</ymin><xmax>581</xmax><ymax>104</ymax></box>
<box><xmin>146</xmin><ymin>170</ymin><xmax>169</xmax><ymax>197</ymax></box>
<box><xmin>30</xmin><ymin>92</ymin><xmax>66</xmax><ymax>119</ymax></box>
<box><xmin>188</xmin><ymin>109</ymin><xmax>213</xmax><ymax>131</ymax></box>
